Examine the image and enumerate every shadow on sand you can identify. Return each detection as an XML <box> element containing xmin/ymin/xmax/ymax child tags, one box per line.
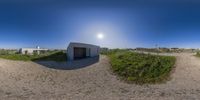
<box><xmin>34</xmin><ymin>56</ymin><xmax>100</xmax><ymax>70</ymax></box>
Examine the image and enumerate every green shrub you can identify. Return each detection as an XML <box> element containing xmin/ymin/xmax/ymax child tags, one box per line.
<box><xmin>0</xmin><ymin>51</ymin><xmax>67</xmax><ymax>62</ymax></box>
<box><xmin>197</xmin><ymin>52</ymin><xmax>200</xmax><ymax>57</ymax></box>
<box><xmin>108</xmin><ymin>51</ymin><xmax>176</xmax><ymax>84</ymax></box>
<box><xmin>0</xmin><ymin>50</ymin><xmax>9</xmax><ymax>55</ymax></box>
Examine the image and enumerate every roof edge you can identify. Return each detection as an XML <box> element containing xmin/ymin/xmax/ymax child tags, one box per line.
<box><xmin>69</xmin><ymin>42</ymin><xmax>100</xmax><ymax>47</ymax></box>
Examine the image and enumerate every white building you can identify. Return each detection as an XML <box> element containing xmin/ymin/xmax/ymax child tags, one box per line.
<box><xmin>19</xmin><ymin>46</ymin><xmax>48</xmax><ymax>55</ymax></box>
<box><xmin>67</xmin><ymin>42</ymin><xmax>100</xmax><ymax>61</ymax></box>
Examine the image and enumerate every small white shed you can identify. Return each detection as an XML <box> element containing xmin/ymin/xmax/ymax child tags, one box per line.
<box><xmin>67</xmin><ymin>42</ymin><xmax>100</xmax><ymax>61</ymax></box>
<box><xmin>19</xmin><ymin>46</ymin><xmax>48</xmax><ymax>55</ymax></box>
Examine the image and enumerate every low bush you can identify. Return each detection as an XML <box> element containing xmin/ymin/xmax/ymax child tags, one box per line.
<box><xmin>0</xmin><ymin>50</ymin><xmax>17</xmax><ymax>55</ymax></box>
<box><xmin>108</xmin><ymin>50</ymin><xmax>176</xmax><ymax>84</ymax></box>
<box><xmin>196</xmin><ymin>52</ymin><xmax>200</xmax><ymax>57</ymax></box>
<box><xmin>0</xmin><ymin>51</ymin><xmax>67</xmax><ymax>62</ymax></box>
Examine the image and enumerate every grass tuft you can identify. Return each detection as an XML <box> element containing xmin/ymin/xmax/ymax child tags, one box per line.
<box><xmin>108</xmin><ymin>50</ymin><xmax>176</xmax><ymax>84</ymax></box>
<box><xmin>196</xmin><ymin>52</ymin><xmax>200</xmax><ymax>57</ymax></box>
<box><xmin>0</xmin><ymin>51</ymin><xmax>67</xmax><ymax>62</ymax></box>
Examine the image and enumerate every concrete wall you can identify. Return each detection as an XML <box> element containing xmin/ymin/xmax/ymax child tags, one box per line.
<box><xmin>20</xmin><ymin>48</ymin><xmax>48</xmax><ymax>55</ymax></box>
<box><xmin>67</xmin><ymin>42</ymin><xmax>100</xmax><ymax>61</ymax></box>
<box><xmin>20</xmin><ymin>48</ymin><xmax>34</xmax><ymax>55</ymax></box>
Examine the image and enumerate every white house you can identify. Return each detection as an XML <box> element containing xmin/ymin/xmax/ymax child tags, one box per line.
<box><xmin>67</xmin><ymin>42</ymin><xmax>100</xmax><ymax>61</ymax></box>
<box><xmin>19</xmin><ymin>46</ymin><xmax>48</xmax><ymax>55</ymax></box>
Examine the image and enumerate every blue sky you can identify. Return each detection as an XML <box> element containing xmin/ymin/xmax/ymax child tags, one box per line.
<box><xmin>0</xmin><ymin>0</ymin><xmax>200</xmax><ymax>49</ymax></box>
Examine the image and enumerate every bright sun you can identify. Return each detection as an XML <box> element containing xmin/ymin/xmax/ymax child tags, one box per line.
<box><xmin>97</xmin><ymin>33</ymin><xmax>104</xmax><ymax>40</ymax></box>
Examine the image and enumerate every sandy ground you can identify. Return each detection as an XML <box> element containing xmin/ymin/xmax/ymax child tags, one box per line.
<box><xmin>0</xmin><ymin>53</ymin><xmax>200</xmax><ymax>100</ymax></box>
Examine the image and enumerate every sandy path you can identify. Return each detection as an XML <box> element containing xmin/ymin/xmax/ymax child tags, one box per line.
<box><xmin>0</xmin><ymin>53</ymin><xmax>200</xmax><ymax>100</ymax></box>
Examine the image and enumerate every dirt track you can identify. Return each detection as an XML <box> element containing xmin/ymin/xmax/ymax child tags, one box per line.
<box><xmin>0</xmin><ymin>53</ymin><xmax>200</xmax><ymax>100</ymax></box>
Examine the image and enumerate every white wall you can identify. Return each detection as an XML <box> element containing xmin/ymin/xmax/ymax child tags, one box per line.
<box><xmin>67</xmin><ymin>42</ymin><xmax>100</xmax><ymax>61</ymax></box>
<box><xmin>20</xmin><ymin>48</ymin><xmax>48</xmax><ymax>55</ymax></box>
<box><xmin>20</xmin><ymin>48</ymin><xmax>34</xmax><ymax>55</ymax></box>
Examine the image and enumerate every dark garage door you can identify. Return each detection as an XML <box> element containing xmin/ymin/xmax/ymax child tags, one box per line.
<box><xmin>74</xmin><ymin>47</ymin><xmax>86</xmax><ymax>60</ymax></box>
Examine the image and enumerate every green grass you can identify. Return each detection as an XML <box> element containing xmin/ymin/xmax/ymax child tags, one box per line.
<box><xmin>0</xmin><ymin>50</ymin><xmax>17</xmax><ymax>55</ymax></box>
<box><xmin>196</xmin><ymin>52</ymin><xmax>200</xmax><ymax>57</ymax></box>
<box><xmin>108</xmin><ymin>50</ymin><xmax>176</xmax><ymax>84</ymax></box>
<box><xmin>0</xmin><ymin>51</ymin><xmax>67</xmax><ymax>62</ymax></box>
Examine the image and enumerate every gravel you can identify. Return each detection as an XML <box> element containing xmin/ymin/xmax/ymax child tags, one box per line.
<box><xmin>0</xmin><ymin>53</ymin><xmax>200</xmax><ymax>100</ymax></box>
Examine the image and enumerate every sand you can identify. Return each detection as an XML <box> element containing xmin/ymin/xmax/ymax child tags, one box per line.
<box><xmin>0</xmin><ymin>53</ymin><xmax>200</xmax><ymax>100</ymax></box>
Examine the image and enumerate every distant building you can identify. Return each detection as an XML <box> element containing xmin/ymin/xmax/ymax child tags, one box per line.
<box><xmin>159</xmin><ymin>47</ymin><xmax>170</xmax><ymax>52</ymax></box>
<box><xmin>19</xmin><ymin>46</ymin><xmax>48</xmax><ymax>55</ymax></box>
<box><xmin>170</xmin><ymin>48</ymin><xmax>182</xmax><ymax>53</ymax></box>
<box><xmin>135</xmin><ymin>47</ymin><xmax>159</xmax><ymax>53</ymax></box>
<box><xmin>170</xmin><ymin>48</ymin><xmax>179</xmax><ymax>50</ymax></box>
<box><xmin>100</xmin><ymin>47</ymin><xmax>109</xmax><ymax>53</ymax></box>
<box><xmin>182</xmin><ymin>48</ymin><xmax>197</xmax><ymax>53</ymax></box>
<box><xmin>67</xmin><ymin>42</ymin><xmax>100</xmax><ymax>61</ymax></box>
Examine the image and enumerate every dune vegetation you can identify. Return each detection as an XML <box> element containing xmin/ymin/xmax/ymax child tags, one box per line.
<box><xmin>0</xmin><ymin>51</ymin><xmax>67</xmax><ymax>62</ymax></box>
<box><xmin>196</xmin><ymin>52</ymin><xmax>200</xmax><ymax>57</ymax></box>
<box><xmin>106</xmin><ymin>49</ymin><xmax>176</xmax><ymax>84</ymax></box>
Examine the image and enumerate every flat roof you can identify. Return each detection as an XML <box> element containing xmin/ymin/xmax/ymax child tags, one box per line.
<box><xmin>20</xmin><ymin>48</ymin><xmax>48</xmax><ymax>50</ymax></box>
<box><xmin>69</xmin><ymin>42</ymin><xmax>100</xmax><ymax>47</ymax></box>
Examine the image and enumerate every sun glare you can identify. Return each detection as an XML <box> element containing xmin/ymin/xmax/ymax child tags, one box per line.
<box><xmin>97</xmin><ymin>33</ymin><xmax>104</xmax><ymax>40</ymax></box>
